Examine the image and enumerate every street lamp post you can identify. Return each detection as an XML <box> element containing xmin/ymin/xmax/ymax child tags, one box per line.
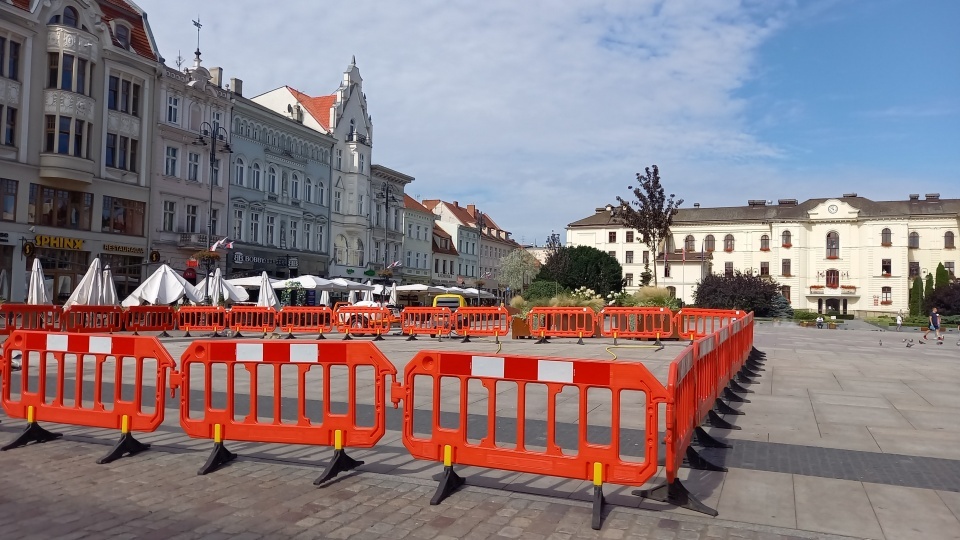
<box><xmin>376</xmin><ymin>183</ymin><xmax>400</xmax><ymax>300</ymax></box>
<box><xmin>192</xmin><ymin>121</ymin><xmax>232</xmax><ymax>306</ymax></box>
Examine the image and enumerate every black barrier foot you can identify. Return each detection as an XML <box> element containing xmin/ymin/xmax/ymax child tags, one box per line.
<box><xmin>736</xmin><ymin>372</ymin><xmax>757</xmax><ymax>385</ymax></box>
<box><xmin>461</xmin><ymin>335</ymin><xmax>471</xmax><ymax>343</ymax></box>
<box><xmin>683</xmin><ymin>445</ymin><xmax>727</xmax><ymax>472</ymax></box>
<box><xmin>740</xmin><ymin>366</ymin><xmax>761</xmax><ymax>377</ymax></box>
<box><xmin>591</xmin><ymin>485</ymin><xmax>605</xmax><ymax>530</ymax></box>
<box><xmin>406</xmin><ymin>334</ymin><xmax>418</xmax><ymax>341</ymax></box>
<box><xmin>723</xmin><ymin>387</ymin><xmax>750</xmax><ymax>403</ymax></box>
<box><xmin>534</xmin><ymin>336</ymin><xmax>550</xmax><ymax>344</ymax></box>
<box><xmin>342</xmin><ymin>333</ymin><xmax>353</xmax><ymax>341</ymax></box>
<box><xmin>729</xmin><ymin>380</ymin><xmax>754</xmax><ymax>393</ymax></box>
<box><xmin>1</xmin><ymin>422</ymin><xmax>62</xmax><ymax>451</ymax></box>
<box><xmin>285</xmin><ymin>332</ymin><xmax>296</xmax><ymax>339</ymax></box>
<box><xmin>430</xmin><ymin>466</ymin><xmax>465</xmax><ymax>505</ymax></box>
<box><xmin>313</xmin><ymin>449</ymin><xmax>363</xmax><ymax>486</ymax></box>
<box><xmin>159</xmin><ymin>330</ymin><xmax>171</xmax><ymax>338</ymax></box>
<box><xmin>183</xmin><ymin>330</ymin><xmax>191</xmax><ymax>338</ymax></box>
<box><xmin>373</xmin><ymin>334</ymin><xmax>384</xmax><ymax>341</ymax></box>
<box><xmin>635</xmin><ymin>479</ymin><xmax>718</xmax><ymax>517</ymax></box>
<box><xmin>706</xmin><ymin>410</ymin><xmax>741</xmax><ymax>430</ymax></box>
<box><xmin>693</xmin><ymin>426</ymin><xmax>732</xmax><ymax>449</ymax></box>
<box><xmin>198</xmin><ymin>442</ymin><xmax>237</xmax><ymax>475</ymax></box>
<box><xmin>577</xmin><ymin>336</ymin><xmax>585</xmax><ymax>345</ymax></box>
<box><xmin>97</xmin><ymin>432</ymin><xmax>150</xmax><ymax>464</ymax></box>
<box><xmin>317</xmin><ymin>333</ymin><xmax>326</xmax><ymax>340</ymax></box>
<box><xmin>714</xmin><ymin>399</ymin><xmax>744</xmax><ymax>416</ymax></box>
<box><xmin>745</xmin><ymin>362</ymin><xmax>765</xmax><ymax>371</ymax></box>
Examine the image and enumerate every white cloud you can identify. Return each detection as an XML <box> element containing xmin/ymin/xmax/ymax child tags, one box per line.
<box><xmin>138</xmin><ymin>0</ymin><xmax>797</xmax><ymax>243</ymax></box>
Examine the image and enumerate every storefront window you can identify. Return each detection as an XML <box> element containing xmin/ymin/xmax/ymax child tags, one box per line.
<box><xmin>28</xmin><ymin>183</ymin><xmax>92</xmax><ymax>230</ymax></box>
<box><xmin>30</xmin><ymin>248</ymin><xmax>89</xmax><ymax>304</ymax></box>
<box><xmin>100</xmin><ymin>253</ymin><xmax>143</xmax><ymax>299</ymax></box>
<box><xmin>102</xmin><ymin>196</ymin><xmax>145</xmax><ymax>236</ymax></box>
<box><xmin>0</xmin><ymin>245</ymin><xmax>12</xmax><ymax>301</ymax></box>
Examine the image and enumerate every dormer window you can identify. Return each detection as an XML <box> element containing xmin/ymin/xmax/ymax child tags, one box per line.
<box><xmin>115</xmin><ymin>24</ymin><xmax>130</xmax><ymax>50</ymax></box>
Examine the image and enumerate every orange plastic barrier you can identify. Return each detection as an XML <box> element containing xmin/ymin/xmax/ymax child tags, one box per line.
<box><xmin>527</xmin><ymin>307</ymin><xmax>596</xmax><ymax>344</ymax></box>
<box><xmin>639</xmin><ymin>312</ymin><xmax>757</xmax><ymax>515</ymax></box>
<box><xmin>399</xmin><ymin>307</ymin><xmax>452</xmax><ymax>340</ymax></box>
<box><xmin>61</xmin><ymin>305</ymin><xmax>125</xmax><ymax>333</ymax></box>
<box><xmin>0</xmin><ymin>330</ymin><xmax>175</xmax><ymax>463</ymax></box>
<box><xmin>124</xmin><ymin>305</ymin><xmax>177</xmax><ymax>336</ymax></box>
<box><xmin>335</xmin><ymin>305</ymin><xmax>391</xmax><ymax>340</ymax></box>
<box><xmin>598</xmin><ymin>307</ymin><xmax>675</xmax><ymax>343</ymax></box>
<box><xmin>0</xmin><ymin>304</ymin><xmax>61</xmax><ymax>335</ymax></box>
<box><xmin>227</xmin><ymin>306</ymin><xmax>278</xmax><ymax>337</ymax></box>
<box><xmin>396</xmin><ymin>350</ymin><xmax>669</xmax><ymax>529</ymax></box>
<box><xmin>172</xmin><ymin>339</ymin><xmax>398</xmax><ymax>481</ymax></box>
<box><xmin>453</xmin><ymin>306</ymin><xmax>509</xmax><ymax>343</ymax></box>
<box><xmin>278</xmin><ymin>306</ymin><xmax>334</xmax><ymax>339</ymax></box>
<box><xmin>675</xmin><ymin>308</ymin><xmax>742</xmax><ymax>340</ymax></box>
<box><xmin>177</xmin><ymin>306</ymin><xmax>227</xmax><ymax>337</ymax></box>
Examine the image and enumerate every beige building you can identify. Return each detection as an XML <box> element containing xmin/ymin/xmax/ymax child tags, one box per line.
<box><xmin>0</xmin><ymin>1</ymin><xmax>161</xmax><ymax>302</ymax></box>
<box><xmin>568</xmin><ymin>194</ymin><xmax>959</xmax><ymax>317</ymax></box>
<box><xmin>401</xmin><ymin>194</ymin><xmax>435</xmax><ymax>286</ymax></box>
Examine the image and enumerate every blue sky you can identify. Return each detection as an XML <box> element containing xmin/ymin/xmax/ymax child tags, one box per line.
<box><xmin>137</xmin><ymin>0</ymin><xmax>958</xmax><ymax>246</ymax></box>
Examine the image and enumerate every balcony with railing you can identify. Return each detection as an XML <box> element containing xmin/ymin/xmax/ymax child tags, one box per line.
<box><xmin>345</xmin><ymin>132</ymin><xmax>371</xmax><ymax>145</ymax></box>
<box><xmin>178</xmin><ymin>233</ymin><xmax>223</xmax><ymax>249</ymax></box>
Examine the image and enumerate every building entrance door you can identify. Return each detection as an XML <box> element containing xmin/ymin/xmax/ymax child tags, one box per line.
<box><xmin>825</xmin><ymin>298</ymin><xmax>841</xmax><ymax>313</ymax></box>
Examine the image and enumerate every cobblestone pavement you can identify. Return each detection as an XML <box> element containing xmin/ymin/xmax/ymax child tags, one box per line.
<box><xmin>0</xmin><ymin>437</ymin><xmax>859</xmax><ymax>540</ymax></box>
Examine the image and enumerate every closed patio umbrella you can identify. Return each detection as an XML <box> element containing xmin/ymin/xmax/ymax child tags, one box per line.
<box><xmin>27</xmin><ymin>258</ymin><xmax>50</xmax><ymax>305</ymax></box>
<box><xmin>64</xmin><ymin>257</ymin><xmax>103</xmax><ymax>308</ymax></box>
<box><xmin>256</xmin><ymin>271</ymin><xmax>280</xmax><ymax>310</ymax></box>
<box><xmin>101</xmin><ymin>265</ymin><xmax>119</xmax><ymax>306</ymax></box>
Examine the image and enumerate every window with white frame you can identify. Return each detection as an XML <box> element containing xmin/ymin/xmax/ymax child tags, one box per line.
<box><xmin>252</xmin><ymin>163</ymin><xmax>261</xmax><ymax>190</ymax></box>
<box><xmin>166</xmin><ymin>95</ymin><xmax>179</xmax><ymax>124</ymax></box>
<box><xmin>162</xmin><ymin>201</ymin><xmax>175</xmax><ymax>232</ymax></box>
<box><xmin>268</xmin><ymin>167</ymin><xmax>277</xmax><ymax>193</ymax></box>
<box><xmin>358</xmin><ymin>194</ymin><xmax>364</xmax><ymax>216</ymax></box>
<box><xmin>212</xmin><ymin>159</ymin><xmax>220</xmax><ymax>186</ymax></box>
<box><xmin>233</xmin><ymin>209</ymin><xmax>244</xmax><ymax>240</ymax></box>
<box><xmin>406</xmin><ymin>250</ymin><xmax>411</xmax><ymax>268</ymax></box>
<box><xmin>317</xmin><ymin>224</ymin><xmax>324</xmax><ymax>253</ymax></box>
<box><xmin>265</xmin><ymin>215</ymin><xmax>275</xmax><ymax>246</ymax></box>
<box><xmin>210</xmin><ymin>208</ymin><xmax>218</xmax><ymax>235</ymax></box>
<box><xmin>336</xmin><ymin>149</ymin><xmax>342</xmax><ymax>170</ymax></box>
<box><xmin>234</xmin><ymin>158</ymin><xmax>245</xmax><ymax>186</ymax></box>
<box><xmin>290</xmin><ymin>220</ymin><xmax>298</xmax><ymax>249</ymax></box>
<box><xmin>303</xmin><ymin>223</ymin><xmax>311</xmax><ymax>251</ymax></box>
<box><xmin>318</xmin><ymin>181</ymin><xmax>325</xmax><ymax>205</ymax></box>
<box><xmin>0</xmin><ymin>36</ymin><xmax>23</xmax><ymax>82</ymax></box>
<box><xmin>334</xmin><ymin>191</ymin><xmax>342</xmax><ymax>213</ymax></box>
<box><xmin>249</xmin><ymin>212</ymin><xmax>260</xmax><ymax>243</ymax></box>
<box><xmin>187</xmin><ymin>152</ymin><xmax>200</xmax><ymax>181</ymax></box>
<box><xmin>164</xmin><ymin>147</ymin><xmax>178</xmax><ymax>176</ymax></box>
<box><xmin>107</xmin><ymin>74</ymin><xmax>141</xmax><ymax>116</ymax></box>
<box><xmin>185</xmin><ymin>204</ymin><xmax>198</xmax><ymax>232</ymax></box>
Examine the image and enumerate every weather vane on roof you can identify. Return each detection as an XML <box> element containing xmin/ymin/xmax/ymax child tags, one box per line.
<box><xmin>192</xmin><ymin>16</ymin><xmax>202</xmax><ymax>56</ymax></box>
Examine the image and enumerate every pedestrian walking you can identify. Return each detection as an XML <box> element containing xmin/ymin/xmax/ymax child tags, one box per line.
<box><xmin>922</xmin><ymin>307</ymin><xmax>942</xmax><ymax>341</ymax></box>
<box><xmin>896</xmin><ymin>313</ymin><xmax>902</xmax><ymax>332</ymax></box>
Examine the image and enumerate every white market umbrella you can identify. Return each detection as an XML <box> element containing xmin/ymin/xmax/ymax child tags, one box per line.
<box><xmin>255</xmin><ymin>271</ymin><xmax>280</xmax><ymax>310</ymax></box>
<box><xmin>121</xmin><ymin>264</ymin><xmax>202</xmax><ymax>307</ymax></box>
<box><xmin>388</xmin><ymin>284</ymin><xmax>398</xmax><ymax>305</ymax></box>
<box><xmin>227</xmin><ymin>275</ymin><xmax>281</xmax><ymax>288</ymax></box>
<box><xmin>361</xmin><ymin>280</ymin><xmax>375</xmax><ymax>303</ymax></box>
<box><xmin>328</xmin><ymin>278</ymin><xmax>375</xmax><ymax>291</ymax></box>
<box><xmin>27</xmin><ymin>258</ymin><xmax>50</xmax><ymax>305</ymax></box>
<box><xmin>64</xmin><ymin>257</ymin><xmax>103</xmax><ymax>308</ymax></box>
<box><xmin>463</xmin><ymin>287</ymin><xmax>496</xmax><ymax>299</ymax></box>
<box><xmin>318</xmin><ymin>290</ymin><xmax>330</xmax><ymax>307</ymax></box>
<box><xmin>101</xmin><ymin>265</ymin><xmax>119</xmax><ymax>306</ymax></box>
<box><xmin>395</xmin><ymin>284</ymin><xmax>445</xmax><ymax>294</ymax></box>
<box><xmin>271</xmin><ymin>275</ymin><xmax>335</xmax><ymax>290</ymax></box>
<box><xmin>196</xmin><ymin>268</ymin><xmax>249</xmax><ymax>304</ymax></box>
<box><xmin>0</xmin><ymin>269</ymin><xmax>9</xmax><ymax>302</ymax></box>
<box><xmin>347</xmin><ymin>290</ymin><xmax>358</xmax><ymax>304</ymax></box>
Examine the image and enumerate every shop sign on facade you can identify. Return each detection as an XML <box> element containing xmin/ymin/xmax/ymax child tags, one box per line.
<box><xmin>0</xmin><ymin>232</ymin><xmax>9</xmax><ymax>243</ymax></box>
<box><xmin>34</xmin><ymin>235</ymin><xmax>84</xmax><ymax>250</ymax></box>
<box><xmin>233</xmin><ymin>251</ymin><xmax>292</xmax><ymax>266</ymax></box>
<box><xmin>103</xmin><ymin>244</ymin><xmax>145</xmax><ymax>254</ymax></box>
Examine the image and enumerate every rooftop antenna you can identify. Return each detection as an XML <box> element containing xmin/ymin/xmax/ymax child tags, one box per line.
<box><xmin>192</xmin><ymin>16</ymin><xmax>202</xmax><ymax>57</ymax></box>
<box><xmin>175</xmin><ymin>50</ymin><xmax>184</xmax><ymax>70</ymax></box>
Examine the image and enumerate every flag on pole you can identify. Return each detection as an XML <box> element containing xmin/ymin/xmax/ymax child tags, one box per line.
<box><xmin>209</xmin><ymin>237</ymin><xmax>234</xmax><ymax>252</ymax></box>
<box><xmin>387</xmin><ymin>260</ymin><xmax>402</xmax><ymax>269</ymax></box>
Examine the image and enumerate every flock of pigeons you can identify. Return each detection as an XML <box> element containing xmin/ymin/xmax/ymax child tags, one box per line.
<box><xmin>878</xmin><ymin>337</ymin><xmax>960</xmax><ymax>347</ymax></box>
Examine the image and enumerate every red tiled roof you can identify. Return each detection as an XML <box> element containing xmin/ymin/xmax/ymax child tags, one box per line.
<box><xmin>432</xmin><ymin>224</ymin><xmax>452</xmax><ymax>239</ymax></box>
<box><xmin>10</xmin><ymin>0</ymin><xmax>29</xmax><ymax>10</ymax></box>
<box><xmin>97</xmin><ymin>0</ymin><xmax>157</xmax><ymax>60</ymax></box>
<box><xmin>433</xmin><ymin>225</ymin><xmax>458</xmax><ymax>256</ymax></box>
<box><xmin>286</xmin><ymin>86</ymin><xmax>336</xmax><ymax>132</ymax></box>
<box><xmin>403</xmin><ymin>194</ymin><xmax>431</xmax><ymax>214</ymax></box>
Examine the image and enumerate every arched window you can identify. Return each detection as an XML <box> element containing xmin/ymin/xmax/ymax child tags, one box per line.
<box><xmin>826</xmin><ymin>269</ymin><xmax>839</xmax><ymax>288</ymax></box>
<box><xmin>115</xmin><ymin>24</ymin><xmax>130</xmax><ymax>49</ymax></box>
<box><xmin>354</xmin><ymin>238</ymin><xmax>365</xmax><ymax>266</ymax></box>
<box><xmin>760</xmin><ymin>234</ymin><xmax>770</xmax><ymax>251</ymax></box>
<box><xmin>252</xmin><ymin>163</ymin><xmax>261</xmax><ymax>190</ymax></box>
<box><xmin>305</xmin><ymin>179</ymin><xmax>312</xmax><ymax>203</ymax></box>
<box><xmin>334</xmin><ymin>235</ymin><xmax>348</xmax><ymax>265</ymax></box>
<box><xmin>704</xmin><ymin>234</ymin><xmax>715</xmax><ymax>252</ymax></box>
<box><xmin>63</xmin><ymin>7</ymin><xmax>79</xmax><ymax>28</ymax></box>
<box><xmin>781</xmin><ymin>230</ymin><xmax>792</xmax><ymax>247</ymax></box>
<box><xmin>909</xmin><ymin>232</ymin><xmax>919</xmax><ymax>249</ymax></box>
<box><xmin>684</xmin><ymin>235</ymin><xmax>695</xmax><ymax>252</ymax></box>
<box><xmin>291</xmin><ymin>174</ymin><xmax>299</xmax><ymax>199</ymax></box>
<box><xmin>881</xmin><ymin>228</ymin><xmax>892</xmax><ymax>246</ymax></box>
<box><xmin>268</xmin><ymin>167</ymin><xmax>277</xmax><ymax>193</ymax></box>
<box><xmin>318</xmin><ymin>181</ymin><xmax>325</xmax><ymax>206</ymax></box>
<box><xmin>724</xmin><ymin>234</ymin><xmax>735</xmax><ymax>252</ymax></box>
<box><xmin>233</xmin><ymin>158</ymin><xmax>245</xmax><ymax>186</ymax></box>
<box><xmin>826</xmin><ymin>232</ymin><xmax>839</xmax><ymax>258</ymax></box>
<box><xmin>945</xmin><ymin>231</ymin><xmax>955</xmax><ymax>249</ymax></box>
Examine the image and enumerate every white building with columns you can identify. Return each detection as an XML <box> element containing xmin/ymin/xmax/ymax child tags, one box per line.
<box><xmin>567</xmin><ymin>194</ymin><xmax>960</xmax><ymax>317</ymax></box>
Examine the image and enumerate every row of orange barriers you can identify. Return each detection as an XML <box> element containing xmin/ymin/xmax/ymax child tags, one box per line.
<box><xmin>525</xmin><ymin>306</ymin><xmax>744</xmax><ymax>344</ymax></box>
<box><xmin>0</xmin><ymin>309</ymin><xmax>760</xmax><ymax>527</ymax></box>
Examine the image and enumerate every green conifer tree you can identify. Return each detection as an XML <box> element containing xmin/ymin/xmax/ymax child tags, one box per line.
<box><xmin>935</xmin><ymin>262</ymin><xmax>950</xmax><ymax>290</ymax></box>
<box><xmin>909</xmin><ymin>277</ymin><xmax>924</xmax><ymax>316</ymax></box>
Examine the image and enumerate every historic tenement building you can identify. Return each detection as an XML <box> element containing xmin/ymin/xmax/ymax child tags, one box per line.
<box><xmin>0</xmin><ymin>0</ymin><xmax>160</xmax><ymax>301</ymax></box>
<box><xmin>568</xmin><ymin>194</ymin><xmax>960</xmax><ymax>317</ymax></box>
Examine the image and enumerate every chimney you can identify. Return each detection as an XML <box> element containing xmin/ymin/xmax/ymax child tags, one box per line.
<box><xmin>842</xmin><ymin>192</ymin><xmax>857</xmax><ymax>198</ymax></box>
<box><xmin>925</xmin><ymin>193</ymin><xmax>940</xmax><ymax>201</ymax></box>
<box><xmin>778</xmin><ymin>199</ymin><xmax>798</xmax><ymax>206</ymax></box>
<box><xmin>210</xmin><ymin>67</ymin><xmax>223</xmax><ymax>87</ymax></box>
<box><xmin>467</xmin><ymin>204</ymin><xmax>476</xmax><ymax>216</ymax></box>
<box><xmin>747</xmin><ymin>200</ymin><xmax>767</xmax><ymax>206</ymax></box>
<box><xmin>452</xmin><ymin>201</ymin><xmax>459</xmax><ymax>208</ymax></box>
<box><xmin>230</xmin><ymin>77</ymin><xmax>243</xmax><ymax>96</ymax></box>
<box><xmin>693</xmin><ymin>203</ymin><xmax>700</xmax><ymax>208</ymax></box>
<box><xmin>908</xmin><ymin>194</ymin><xmax>920</xmax><ymax>201</ymax></box>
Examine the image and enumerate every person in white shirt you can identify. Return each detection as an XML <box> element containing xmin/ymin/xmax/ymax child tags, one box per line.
<box><xmin>896</xmin><ymin>313</ymin><xmax>903</xmax><ymax>332</ymax></box>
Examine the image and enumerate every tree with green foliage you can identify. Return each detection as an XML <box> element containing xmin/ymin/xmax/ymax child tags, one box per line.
<box><xmin>536</xmin><ymin>245</ymin><xmax>623</xmax><ymax>298</ymax></box>
<box><xmin>935</xmin><ymin>262</ymin><xmax>950</xmax><ymax>290</ymax></box>
<box><xmin>612</xmin><ymin>165</ymin><xmax>683</xmax><ymax>287</ymax></box>
<box><xmin>768</xmin><ymin>295</ymin><xmax>794</xmax><ymax>319</ymax></box>
<box><xmin>924</xmin><ymin>273</ymin><xmax>935</xmax><ymax>303</ymax></box>
<box><xmin>692</xmin><ymin>271</ymin><xmax>780</xmax><ymax>316</ymax></box>
<box><xmin>640</xmin><ymin>263</ymin><xmax>653</xmax><ymax>286</ymax></box>
<box><xmin>499</xmin><ymin>249</ymin><xmax>540</xmax><ymax>293</ymax></box>
<box><xmin>909</xmin><ymin>277</ymin><xmax>924</xmax><ymax>316</ymax></box>
<box><xmin>524</xmin><ymin>280</ymin><xmax>565</xmax><ymax>300</ymax></box>
<box><xmin>926</xmin><ymin>280</ymin><xmax>960</xmax><ymax>315</ymax></box>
